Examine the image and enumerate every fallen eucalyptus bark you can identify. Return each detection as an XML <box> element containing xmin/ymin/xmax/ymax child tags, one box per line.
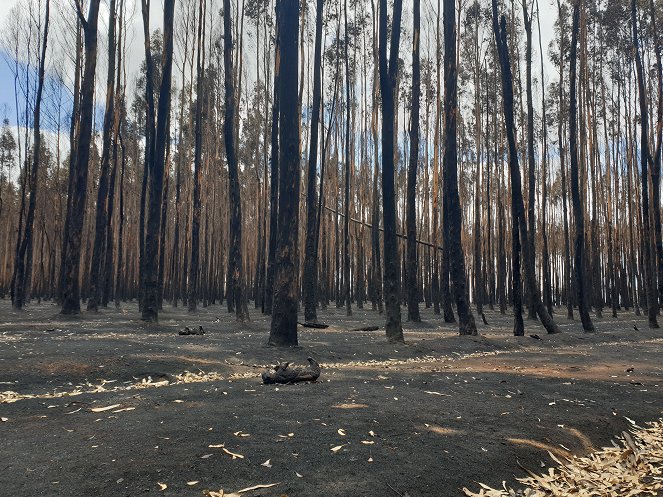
<box><xmin>261</xmin><ymin>358</ymin><xmax>321</xmax><ymax>384</ymax></box>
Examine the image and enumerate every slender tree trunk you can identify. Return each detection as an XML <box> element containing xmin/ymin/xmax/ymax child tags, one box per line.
<box><xmin>188</xmin><ymin>0</ymin><xmax>206</xmax><ymax>313</ymax></box>
<box><xmin>569</xmin><ymin>0</ymin><xmax>594</xmax><ymax>331</ymax></box>
<box><xmin>556</xmin><ymin>0</ymin><xmax>573</xmax><ymax>320</ymax></box>
<box><xmin>343</xmin><ymin>0</ymin><xmax>352</xmax><ymax>316</ymax></box>
<box><xmin>632</xmin><ymin>0</ymin><xmax>658</xmax><ymax>328</ymax></box>
<box><xmin>224</xmin><ymin>0</ymin><xmax>249</xmax><ymax>322</ymax></box>
<box><xmin>406</xmin><ymin>0</ymin><xmax>421</xmax><ymax>322</ymax></box>
<box><xmin>269</xmin><ymin>0</ymin><xmax>300</xmax><ymax>347</ymax></box>
<box><xmin>59</xmin><ymin>16</ymin><xmax>82</xmax><ymax>303</ymax></box>
<box><xmin>61</xmin><ymin>0</ymin><xmax>102</xmax><ymax>315</ymax></box>
<box><xmin>444</xmin><ymin>0</ymin><xmax>476</xmax><ymax>336</ymax></box>
<box><xmin>648</xmin><ymin>0</ymin><xmax>663</xmax><ymax>311</ymax></box>
<box><xmin>492</xmin><ymin>0</ymin><xmax>560</xmax><ymax>335</ymax></box>
<box><xmin>302</xmin><ymin>0</ymin><xmax>324</xmax><ymax>323</ymax></box>
<box><xmin>522</xmin><ymin>0</ymin><xmax>537</xmax><ymax>320</ymax></box>
<box><xmin>378</xmin><ymin>0</ymin><xmax>405</xmax><ymax>343</ymax></box>
<box><xmin>87</xmin><ymin>0</ymin><xmax>117</xmax><ymax>311</ymax></box>
<box><xmin>536</xmin><ymin>0</ymin><xmax>552</xmax><ymax>315</ymax></box>
<box><xmin>115</xmin><ymin>132</ymin><xmax>126</xmax><ymax>306</ymax></box>
<box><xmin>264</xmin><ymin>0</ymin><xmax>281</xmax><ymax>315</ymax></box>
<box><xmin>141</xmin><ymin>0</ymin><xmax>175</xmax><ymax>322</ymax></box>
<box><xmin>13</xmin><ymin>0</ymin><xmax>50</xmax><ymax>310</ymax></box>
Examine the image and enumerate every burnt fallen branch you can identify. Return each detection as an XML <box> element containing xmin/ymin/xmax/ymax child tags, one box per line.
<box><xmin>261</xmin><ymin>357</ymin><xmax>321</xmax><ymax>385</ymax></box>
<box><xmin>297</xmin><ymin>321</ymin><xmax>329</xmax><ymax>329</ymax></box>
<box><xmin>350</xmin><ymin>326</ymin><xmax>380</xmax><ymax>332</ymax></box>
<box><xmin>179</xmin><ymin>326</ymin><xmax>205</xmax><ymax>336</ymax></box>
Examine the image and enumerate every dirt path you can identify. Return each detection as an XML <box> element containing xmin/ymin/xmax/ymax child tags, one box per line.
<box><xmin>1</xmin><ymin>301</ymin><xmax>661</xmax><ymax>496</ymax></box>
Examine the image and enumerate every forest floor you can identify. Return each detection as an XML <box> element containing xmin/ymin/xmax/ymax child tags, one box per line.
<box><xmin>0</xmin><ymin>300</ymin><xmax>662</xmax><ymax>497</ymax></box>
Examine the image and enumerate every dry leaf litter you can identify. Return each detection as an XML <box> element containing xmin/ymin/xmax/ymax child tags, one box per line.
<box><xmin>463</xmin><ymin>418</ymin><xmax>663</xmax><ymax>497</ymax></box>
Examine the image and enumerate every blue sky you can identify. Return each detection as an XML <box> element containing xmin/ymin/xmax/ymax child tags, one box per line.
<box><xmin>0</xmin><ymin>52</ymin><xmax>20</xmax><ymax>124</ymax></box>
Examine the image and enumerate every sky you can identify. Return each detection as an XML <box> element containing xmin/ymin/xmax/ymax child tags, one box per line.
<box><xmin>0</xmin><ymin>0</ymin><xmax>559</xmax><ymax>132</ymax></box>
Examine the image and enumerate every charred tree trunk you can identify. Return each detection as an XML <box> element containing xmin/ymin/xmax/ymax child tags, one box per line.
<box><xmin>61</xmin><ymin>0</ymin><xmax>102</xmax><ymax>315</ymax></box>
<box><xmin>343</xmin><ymin>0</ymin><xmax>352</xmax><ymax>316</ymax></box>
<box><xmin>406</xmin><ymin>0</ymin><xmax>421</xmax><ymax>322</ymax></box>
<box><xmin>556</xmin><ymin>0</ymin><xmax>573</xmax><ymax>320</ymax></box>
<box><xmin>492</xmin><ymin>0</ymin><xmax>560</xmax><ymax>335</ymax></box>
<box><xmin>141</xmin><ymin>0</ymin><xmax>175</xmax><ymax>322</ymax></box>
<box><xmin>87</xmin><ymin>0</ymin><xmax>116</xmax><ymax>311</ymax></box>
<box><xmin>13</xmin><ymin>0</ymin><xmax>50</xmax><ymax>310</ymax></box>
<box><xmin>650</xmin><ymin>0</ymin><xmax>663</xmax><ymax>310</ymax></box>
<box><xmin>302</xmin><ymin>0</ymin><xmax>324</xmax><ymax>323</ymax></box>
<box><xmin>268</xmin><ymin>0</ymin><xmax>300</xmax><ymax>347</ymax></box>
<box><xmin>223</xmin><ymin>0</ymin><xmax>249</xmax><ymax>322</ymax></box>
<box><xmin>569</xmin><ymin>0</ymin><xmax>594</xmax><ymax>331</ymax></box>
<box><xmin>188</xmin><ymin>0</ymin><xmax>206</xmax><ymax>313</ymax></box>
<box><xmin>59</xmin><ymin>17</ymin><xmax>82</xmax><ymax>303</ymax></box>
<box><xmin>444</xmin><ymin>0</ymin><xmax>476</xmax><ymax>336</ymax></box>
<box><xmin>264</xmin><ymin>0</ymin><xmax>281</xmax><ymax>315</ymax></box>
<box><xmin>378</xmin><ymin>0</ymin><xmax>405</xmax><ymax>343</ymax></box>
<box><xmin>522</xmin><ymin>0</ymin><xmax>537</xmax><ymax>321</ymax></box>
<box><xmin>632</xmin><ymin>0</ymin><xmax>658</xmax><ymax>328</ymax></box>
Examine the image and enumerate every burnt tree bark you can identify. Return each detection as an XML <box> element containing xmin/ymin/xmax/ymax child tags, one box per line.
<box><xmin>406</xmin><ymin>0</ymin><xmax>421</xmax><ymax>322</ymax></box>
<box><xmin>444</xmin><ymin>0</ymin><xmax>477</xmax><ymax>336</ymax></box>
<box><xmin>650</xmin><ymin>0</ymin><xmax>663</xmax><ymax>310</ymax></box>
<box><xmin>87</xmin><ymin>0</ymin><xmax>116</xmax><ymax>311</ymax></box>
<box><xmin>61</xmin><ymin>0</ymin><xmax>102</xmax><ymax>315</ymax></box>
<box><xmin>188</xmin><ymin>0</ymin><xmax>206</xmax><ymax>313</ymax></box>
<box><xmin>141</xmin><ymin>0</ymin><xmax>175</xmax><ymax>322</ymax></box>
<box><xmin>264</xmin><ymin>0</ymin><xmax>281</xmax><ymax>315</ymax></box>
<box><xmin>492</xmin><ymin>0</ymin><xmax>560</xmax><ymax>335</ymax></box>
<box><xmin>378</xmin><ymin>0</ymin><xmax>405</xmax><ymax>343</ymax></box>
<box><xmin>632</xmin><ymin>0</ymin><xmax>658</xmax><ymax>328</ymax></box>
<box><xmin>223</xmin><ymin>0</ymin><xmax>249</xmax><ymax>321</ymax></box>
<box><xmin>343</xmin><ymin>0</ymin><xmax>352</xmax><ymax>316</ymax></box>
<box><xmin>556</xmin><ymin>0</ymin><xmax>573</xmax><ymax>320</ymax></box>
<box><xmin>268</xmin><ymin>0</ymin><xmax>300</xmax><ymax>347</ymax></box>
<box><xmin>302</xmin><ymin>0</ymin><xmax>324</xmax><ymax>323</ymax></box>
<box><xmin>569</xmin><ymin>0</ymin><xmax>594</xmax><ymax>331</ymax></box>
<box><xmin>522</xmin><ymin>0</ymin><xmax>536</xmax><ymax>320</ymax></box>
<box><xmin>13</xmin><ymin>0</ymin><xmax>50</xmax><ymax>310</ymax></box>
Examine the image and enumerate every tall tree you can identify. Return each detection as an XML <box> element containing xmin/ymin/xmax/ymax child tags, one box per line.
<box><xmin>521</xmin><ymin>0</ymin><xmax>536</xmax><ymax>320</ymax></box>
<box><xmin>650</xmin><ymin>0</ymin><xmax>663</xmax><ymax>309</ymax></box>
<box><xmin>264</xmin><ymin>0</ymin><xmax>282</xmax><ymax>315</ymax></box>
<box><xmin>631</xmin><ymin>0</ymin><xmax>658</xmax><ymax>328</ymax></box>
<box><xmin>303</xmin><ymin>0</ymin><xmax>324</xmax><ymax>323</ymax></box>
<box><xmin>12</xmin><ymin>0</ymin><xmax>50</xmax><ymax>310</ymax></box>
<box><xmin>378</xmin><ymin>0</ymin><xmax>405</xmax><ymax>343</ymax></box>
<box><xmin>61</xmin><ymin>0</ymin><xmax>102</xmax><ymax>315</ymax></box>
<box><xmin>556</xmin><ymin>0</ymin><xmax>573</xmax><ymax>320</ymax></box>
<box><xmin>141</xmin><ymin>0</ymin><xmax>176</xmax><ymax>322</ymax></box>
<box><xmin>188</xmin><ymin>0</ymin><xmax>206</xmax><ymax>312</ymax></box>
<box><xmin>87</xmin><ymin>0</ymin><xmax>117</xmax><ymax>311</ymax></box>
<box><xmin>343</xmin><ymin>0</ymin><xmax>352</xmax><ymax>316</ymax></box>
<box><xmin>492</xmin><ymin>0</ymin><xmax>560</xmax><ymax>335</ymax></box>
<box><xmin>444</xmin><ymin>0</ymin><xmax>477</xmax><ymax>336</ymax></box>
<box><xmin>224</xmin><ymin>0</ymin><xmax>249</xmax><ymax>321</ymax></box>
<box><xmin>268</xmin><ymin>0</ymin><xmax>300</xmax><ymax>346</ymax></box>
<box><xmin>406</xmin><ymin>0</ymin><xmax>421</xmax><ymax>322</ymax></box>
<box><xmin>568</xmin><ymin>0</ymin><xmax>594</xmax><ymax>331</ymax></box>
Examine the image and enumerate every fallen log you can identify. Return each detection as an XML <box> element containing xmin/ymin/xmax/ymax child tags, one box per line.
<box><xmin>179</xmin><ymin>326</ymin><xmax>205</xmax><ymax>336</ymax></box>
<box><xmin>261</xmin><ymin>358</ymin><xmax>321</xmax><ymax>385</ymax></box>
<box><xmin>350</xmin><ymin>325</ymin><xmax>380</xmax><ymax>332</ymax></box>
<box><xmin>297</xmin><ymin>321</ymin><xmax>329</xmax><ymax>329</ymax></box>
